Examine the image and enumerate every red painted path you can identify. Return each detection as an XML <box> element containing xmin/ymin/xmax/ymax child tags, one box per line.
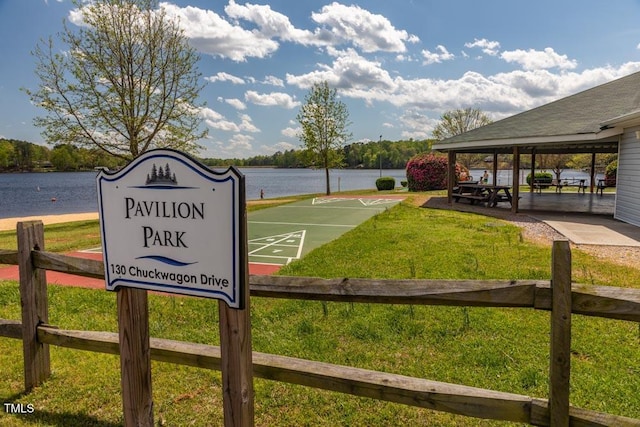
<box><xmin>0</xmin><ymin>251</ymin><xmax>280</xmax><ymax>290</ymax></box>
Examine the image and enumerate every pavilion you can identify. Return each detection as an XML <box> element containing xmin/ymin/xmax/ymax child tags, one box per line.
<box><xmin>432</xmin><ymin>71</ymin><xmax>640</xmax><ymax>227</ymax></box>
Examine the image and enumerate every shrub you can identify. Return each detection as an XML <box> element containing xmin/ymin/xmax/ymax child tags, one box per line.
<box><xmin>400</xmin><ymin>180</ymin><xmax>408</xmax><ymax>188</ymax></box>
<box><xmin>405</xmin><ymin>153</ymin><xmax>467</xmax><ymax>191</ymax></box>
<box><xmin>526</xmin><ymin>172</ymin><xmax>552</xmax><ymax>188</ymax></box>
<box><xmin>375</xmin><ymin>176</ymin><xmax>396</xmax><ymax>191</ymax></box>
<box><xmin>605</xmin><ymin>160</ymin><xmax>617</xmax><ymax>186</ymax></box>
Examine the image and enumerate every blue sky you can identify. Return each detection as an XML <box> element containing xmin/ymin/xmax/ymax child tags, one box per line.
<box><xmin>2</xmin><ymin>0</ymin><xmax>640</xmax><ymax>159</ymax></box>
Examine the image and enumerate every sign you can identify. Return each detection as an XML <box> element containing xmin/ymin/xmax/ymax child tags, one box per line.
<box><xmin>96</xmin><ymin>149</ymin><xmax>244</xmax><ymax>308</ymax></box>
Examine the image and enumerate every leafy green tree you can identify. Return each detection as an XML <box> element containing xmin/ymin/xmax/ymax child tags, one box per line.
<box><xmin>0</xmin><ymin>141</ymin><xmax>15</xmax><ymax>170</ymax></box>
<box><xmin>50</xmin><ymin>144</ymin><xmax>80</xmax><ymax>171</ymax></box>
<box><xmin>537</xmin><ymin>153</ymin><xmax>573</xmax><ymax>182</ymax></box>
<box><xmin>432</xmin><ymin>108</ymin><xmax>492</xmax><ymax>169</ymax></box>
<box><xmin>24</xmin><ymin>0</ymin><xmax>206</xmax><ymax>160</ymax></box>
<box><xmin>296</xmin><ymin>81</ymin><xmax>352</xmax><ymax>195</ymax></box>
<box><xmin>432</xmin><ymin>108</ymin><xmax>493</xmax><ymax>140</ymax></box>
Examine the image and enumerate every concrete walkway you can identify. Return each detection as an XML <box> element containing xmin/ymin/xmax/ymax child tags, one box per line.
<box><xmin>530</xmin><ymin>213</ymin><xmax>640</xmax><ymax>246</ymax></box>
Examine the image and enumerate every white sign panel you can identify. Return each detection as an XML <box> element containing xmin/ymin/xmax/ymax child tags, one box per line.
<box><xmin>96</xmin><ymin>149</ymin><xmax>244</xmax><ymax>308</ymax></box>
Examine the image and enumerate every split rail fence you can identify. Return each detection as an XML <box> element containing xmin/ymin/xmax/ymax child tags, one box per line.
<box><xmin>1</xmin><ymin>221</ymin><xmax>640</xmax><ymax>426</ymax></box>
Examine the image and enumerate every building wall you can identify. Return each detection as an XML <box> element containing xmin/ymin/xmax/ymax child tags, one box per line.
<box><xmin>614</xmin><ymin>126</ymin><xmax>640</xmax><ymax>226</ymax></box>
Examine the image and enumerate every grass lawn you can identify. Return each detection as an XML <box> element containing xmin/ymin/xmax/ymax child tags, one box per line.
<box><xmin>1</xmin><ymin>192</ymin><xmax>639</xmax><ymax>426</ymax></box>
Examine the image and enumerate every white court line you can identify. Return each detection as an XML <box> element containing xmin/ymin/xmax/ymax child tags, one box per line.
<box><xmin>248</xmin><ymin>221</ymin><xmax>355</xmax><ymax>227</ymax></box>
<box><xmin>248</xmin><ymin>230</ymin><xmax>306</xmax><ymax>265</ymax></box>
<box><xmin>280</xmin><ymin>205</ymin><xmax>387</xmax><ymax>210</ymax></box>
<box><xmin>248</xmin><ymin>233</ymin><xmax>296</xmax><ymax>255</ymax></box>
<box><xmin>358</xmin><ymin>198</ymin><xmax>400</xmax><ymax>206</ymax></box>
<box><xmin>248</xmin><ymin>243</ymin><xmax>300</xmax><ymax>248</ymax></box>
<box><xmin>80</xmin><ymin>247</ymin><xmax>102</xmax><ymax>253</ymax></box>
<box><xmin>294</xmin><ymin>230</ymin><xmax>306</xmax><ymax>259</ymax></box>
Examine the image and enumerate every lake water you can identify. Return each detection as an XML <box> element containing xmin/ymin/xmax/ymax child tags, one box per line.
<box><xmin>0</xmin><ymin>168</ymin><xmax>408</xmax><ymax>219</ymax></box>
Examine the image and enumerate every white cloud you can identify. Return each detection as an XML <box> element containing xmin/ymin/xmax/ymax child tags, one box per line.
<box><xmin>207</xmin><ymin>119</ymin><xmax>241</xmax><ymax>132</ymax></box>
<box><xmin>238</xmin><ymin>114</ymin><xmax>260</xmax><ymax>132</ymax></box>
<box><xmin>200</xmin><ymin>107</ymin><xmax>259</xmax><ymax>133</ymax></box>
<box><xmin>205</xmin><ymin>72</ymin><xmax>245</xmax><ymax>84</ymax></box>
<box><xmin>160</xmin><ymin>2</ymin><xmax>278</xmax><ymax>62</ymax></box>
<box><xmin>225</xmin><ymin>98</ymin><xmax>246</xmax><ymax>110</ymax></box>
<box><xmin>464</xmin><ymin>38</ymin><xmax>501</xmax><ymax>56</ymax></box>
<box><xmin>228</xmin><ymin>134</ymin><xmax>253</xmax><ymax>149</ymax></box>
<box><xmin>200</xmin><ymin>107</ymin><xmax>225</xmax><ymax>122</ymax></box>
<box><xmin>262</xmin><ymin>75</ymin><xmax>285</xmax><ymax>87</ymax></box>
<box><xmin>286</xmin><ymin>47</ymin><xmax>396</xmax><ymax>99</ymax></box>
<box><xmin>265</xmin><ymin>141</ymin><xmax>297</xmax><ymax>152</ymax></box>
<box><xmin>224</xmin><ymin>0</ymin><xmax>316</xmax><ymax>44</ymax></box>
<box><xmin>311</xmin><ymin>2</ymin><xmax>419</xmax><ymax>53</ymax></box>
<box><xmin>501</xmin><ymin>47</ymin><xmax>578</xmax><ymax>71</ymax></box>
<box><xmin>422</xmin><ymin>45</ymin><xmax>455</xmax><ymax>65</ymax></box>
<box><xmin>245</xmin><ymin>90</ymin><xmax>300</xmax><ymax>109</ymax></box>
<box><xmin>281</xmin><ymin>126</ymin><xmax>299</xmax><ymax>138</ymax></box>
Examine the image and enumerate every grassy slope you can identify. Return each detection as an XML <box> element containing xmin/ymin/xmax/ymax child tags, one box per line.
<box><xmin>0</xmin><ymin>193</ymin><xmax>639</xmax><ymax>426</ymax></box>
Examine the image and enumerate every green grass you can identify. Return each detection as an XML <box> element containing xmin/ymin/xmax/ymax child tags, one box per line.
<box><xmin>1</xmin><ymin>193</ymin><xmax>639</xmax><ymax>426</ymax></box>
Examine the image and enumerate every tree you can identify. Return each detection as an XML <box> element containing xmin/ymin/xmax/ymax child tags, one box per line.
<box><xmin>50</xmin><ymin>144</ymin><xmax>80</xmax><ymax>171</ymax></box>
<box><xmin>537</xmin><ymin>153</ymin><xmax>573</xmax><ymax>182</ymax></box>
<box><xmin>432</xmin><ymin>108</ymin><xmax>493</xmax><ymax>140</ymax></box>
<box><xmin>0</xmin><ymin>141</ymin><xmax>15</xmax><ymax>170</ymax></box>
<box><xmin>296</xmin><ymin>81</ymin><xmax>352</xmax><ymax>195</ymax></box>
<box><xmin>432</xmin><ymin>108</ymin><xmax>492</xmax><ymax>169</ymax></box>
<box><xmin>24</xmin><ymin>0</ymin><xmax>206</xmax><ymax>161</ymax></box>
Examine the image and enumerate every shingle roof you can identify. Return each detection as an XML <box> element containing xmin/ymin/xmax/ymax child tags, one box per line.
<box><xmin>433</xmin><ymin>71</ymin><xmax>640</xmax><ymax>147</ymax></box>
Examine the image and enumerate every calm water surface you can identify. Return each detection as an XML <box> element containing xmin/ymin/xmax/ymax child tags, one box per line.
<box><xmin>0</xmin><ymin>168</ymin><xmax>408</xmax><ymax>219</ymax></box>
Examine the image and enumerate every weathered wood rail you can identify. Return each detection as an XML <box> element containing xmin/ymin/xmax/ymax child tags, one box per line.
<box><xmin>1</xmin><ymin>222</ymin><xmax>639</xmax><ymax>426</ymax></box>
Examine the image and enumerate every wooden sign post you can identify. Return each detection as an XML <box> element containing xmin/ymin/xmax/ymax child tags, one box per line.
<box><xmin>97</xmin><ymin>149</ymin><xmax>253</xmax><ymax>426</ymax></box>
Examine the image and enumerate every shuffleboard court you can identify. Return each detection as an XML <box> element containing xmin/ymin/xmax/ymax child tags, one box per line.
<box><xmin>248</xmin><ymin>195</ymin><xmax>404</xmax><ymax>272</ymax></box>
<box><xmin>0</xmin><ymin>195</ymin><xmax>405</xmax><ymax>285</ymax></box>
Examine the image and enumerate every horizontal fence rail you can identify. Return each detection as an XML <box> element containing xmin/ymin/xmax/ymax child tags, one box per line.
<box><xmin>2</xmin><ymin>240</ymin><xmax>640</xmax><ymax>425</ymax></box>
<box><xmin>3</xmin><ymin>249</ymin><xmax>639</xmax><ymax>322</ymax></box>
<box><xmin>0</xmin><ymin>320</ymin><xmax>638</xmax><ymax>426</ymax></box>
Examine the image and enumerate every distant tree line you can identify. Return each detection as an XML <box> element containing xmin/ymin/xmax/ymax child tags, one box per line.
<box><xmin>0</xmin><ymin>139</ymin><xmax>125</xmax><ymax>172</ymax></box>
<box><xmin>202</xmin><ymin>139</ymin><xmax>433</xmax><ymax>169</ymax></box>
<box><xmin>0</xmin><ymin>138</ymin><xmax>433</xmax><ymax>173</ymax></box>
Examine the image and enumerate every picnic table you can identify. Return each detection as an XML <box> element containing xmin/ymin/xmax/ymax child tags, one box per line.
<box><xmin>453</xmin><ymin>183</ymin><xmax>513</xmax><ymax>207</ymax></box>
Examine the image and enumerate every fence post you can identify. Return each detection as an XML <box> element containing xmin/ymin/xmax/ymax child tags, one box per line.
<box><xmin>219</xmin><ymin>186</ymin><xmax>254</xmax><ymax>427</ymax></box>
<box><xmin>17</xmin><ymin>220</ymin><xmax>50</xmax><ymax>391</ymax></box>
<box><xmin>117</xmin><ymin>287</ymin><xmax>154</xmax><ymax>426</ymax></box>
<box><xmin>549</xmin><ymin>239</ymin><xmax>572</xmax><ymax>426</ymax></box>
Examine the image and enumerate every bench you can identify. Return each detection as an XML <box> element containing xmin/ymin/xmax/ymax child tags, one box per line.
<box><xmin>552</xmin><ymin>178</ymin><xmax>586</xmax><ymax>194</ymax></box>
<box><xmin>596</xmin><ymin>179</ymin><xmax>616</xmax><ymax>195</ymax></box>
<box><xmin>532</xmin><ymin>178</ymin><xmax>585</xmax><ymax>193</ymax></box>
<box><xmin>531</xmin><ymin>179</ymin><xmax>550</xmax><ymax>194</ymax></box>
<box><xmin>453</xmin><ymin>193</ymin><xmax>489</xmax><ymax>204</ymax></box>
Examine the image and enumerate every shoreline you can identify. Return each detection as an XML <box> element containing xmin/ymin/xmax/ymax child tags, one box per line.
<box><xmin>0</xmin><ymin>212</ymin><xmax>100</xmax><ymax>232</ymax></box>
<box><xmin>0</xmin><ymin>198</ymin><xmax>286</xmax><ymax>232</ymax></box>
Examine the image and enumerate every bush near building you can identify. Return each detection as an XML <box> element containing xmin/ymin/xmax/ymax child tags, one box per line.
<box><xmin>405</xmin><ymin>153</ymin><xmax>467</xmax><ymax>191</ymax></box>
